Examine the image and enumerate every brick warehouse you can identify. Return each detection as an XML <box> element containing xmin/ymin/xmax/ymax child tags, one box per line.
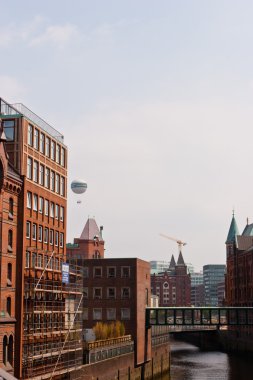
<box><xmin>151</xmin><ymin>252</ymin><xmax>191</xmax><ymax>306</ymax></box>
<box><xmin>67</xmin><ymin>220</ymin><xmax>152</xmax><ymax>366</ymax></box>
<box><xmin>0</xmin><ymin>125</ymin><xmax>22</xmax><ymax>374</ymax></box>
<box><xmin>0</xmin><ymin>98</ymin><xmax>83</xmax><ymax>379</ymax></box>
<box><xmin>225</xmin><ymin>213</ymin><xmax>253</xmax><ymax>306</ymax></box>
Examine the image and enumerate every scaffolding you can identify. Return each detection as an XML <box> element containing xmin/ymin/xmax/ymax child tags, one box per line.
<box><xmin>22</xmin><ymin>250</ymin><xmax>83</xmax><ymax>380</ymax></box>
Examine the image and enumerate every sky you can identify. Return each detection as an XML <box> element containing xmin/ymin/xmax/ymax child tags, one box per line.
<box><xmin>1</xmin><ymin>1</ymin><xmax>253</xmax><ymax>270</ymax></box>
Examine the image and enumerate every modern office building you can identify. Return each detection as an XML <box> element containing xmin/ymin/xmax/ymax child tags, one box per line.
<box><xmin>151</xmin><ymin>252</ymin><xmax>191</xmax><ymax>306</ymax></box>
<box><xmin>203</xmin><ymin>264</ymin><xmax>226</xmax><ymax>306</ymax></box>
<box><xmin>150</xmin><ymin>261</ymin><xmax>170</xmax><ymax>275</ymax></box>
<box><xmin>0</xmin><ymin>98</ymin><xmax>82</xmax><ymax>379</ymax></box>
<box><xmin>190</xmin><ymin>272</ymin><xmax>204</xmax><ymax>306</ymax></box>
<box><xmin>225</xmin><ymin>214</ymin><xmax>253</xmax><ymax>306</ymax></box>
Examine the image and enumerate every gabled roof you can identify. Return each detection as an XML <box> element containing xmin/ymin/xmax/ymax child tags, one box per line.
<box><xmin>80</xmin><ymin>218</ymin><xmax>103</xmax><ymax>241</ymax></box>
<box><xmin>177</xmin><ymin>251</ymin><xmax>185</xmax><ymax>266</ymax></box>
<box><xmin>226</xmin><ymin>215</ymin><xmax>239</xmax><ymax>244</ymax></box>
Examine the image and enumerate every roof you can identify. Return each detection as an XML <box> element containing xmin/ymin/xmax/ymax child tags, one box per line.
<box><xmin>226</xmin><ymin>215</ymin><xmax>239</xmax><ymax>244</ymax></box>
<box><xmin>242</xmin><ymin>223</ymin><xmax>253</xmax><ymax>236</ymax></box>
<box><xmin>80</xmin><ymin>218</ymin><xmax>103</xmax><ymax>241</ymax></box>
<box><xmin>169</xmin><ymin>255</ymin><xmax>176</xmax><ymax>270</ymax></box>
<box><xmin>177</xmin><ymin>251</ymin><xmax>186</xmax><ymax>266</ymax></box>
<box><xmin>236</xmin><ymin>235</ymin><xmax>253</xmax><ymax>251</ymax></box>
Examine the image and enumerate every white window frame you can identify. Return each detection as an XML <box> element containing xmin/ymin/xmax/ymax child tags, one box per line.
<box><xmin>50</xmin><ymin>230</ymin><xmax>54</xmax><ymax>245</ymax></box>
<box><xmin>27</xmin><ymin>192</ymin><xmax>32</xmax><ymax>209</ymax></box>
<box><xmin>55</xmin><ymin>204</ymin><xmax>59</xmax><ymax>219</ymax></box>
<box><xmin>44</xmin><ymin>228</ymin><xmax>48</xmax><ymax>243</ymax></box>
<box><xmin>32</xmin><ymin>224</ymin><xmax>37</xmax><ymax>241</ymax></box>
<box><xmin>39</xmin><ymin>197</ymin><xmax>43</xmax><ymax>214</ymax></box>
<box><xmin>39</xmin><ymin>164</ymin><xmax>44</xmax><ymax>186</ymax></box>
<box><xmin>60</xmin><ymin>233</ymin><xmax>64</xmax><ymax>248</ymax></box>
<box><xmin>55</xmin><ymin>231</ymin><xmax>59</xmax><ymax>246</ymax></box>
<box><xmin>45</xmin><ymin>199</ymin><xmax>49</xmax><ymax>216</ymax></box>
<box><xmin>33</xmin><ymin>160</ymin><xmax>38</xmax><ymax>182</ymax></box>
<box><xmin>60</xmin><ymin>206</ymin><xmax>64</xmax><ymax>221</ymax></box>
<box><xmin>27</xmin><ymin>157</ymin><xmax>32</xmax><ymax>179</ymax></box>
<box><xmin>33</xmin><ymin>194</ymin><xmax>38</xmax><ymax>211</ymax></box>
<box><xmin>51</xmin><ymin>140</ymin><xmax>55</xmax><ymax>160</ymax></box>
<box><xmin>45</xmin><ymin>137</ymin><xmax>50</xmax><ymax>157</ymax></box>
<box><xmin>28</xmin><ymin>124</ymin><xmax>33</xmax><ymax>146</ymax></box>
<box><xmin>34</xmin><ymin>129</ymin><xmax>39</xmax><ymax>150</ymax></box>
<box><xmin>26</xmin><ymin>221</ymin><xmax>31</xmax><ymax>238</ymax></box>
<box><xmin>38</xmin><ymin>225</ymin><xmax>43</xmax><ymax>242</ymax></box>
<box><xmin>40</xmin><ymin>133</ymin><xmax>45</xmax><ymax>153</ymax></box>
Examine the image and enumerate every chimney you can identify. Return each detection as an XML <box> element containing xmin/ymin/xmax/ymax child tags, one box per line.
<box><xmin>100</xmin><ymin>226</ymin><xmax>103</xmax><ymax>238</ymax></box>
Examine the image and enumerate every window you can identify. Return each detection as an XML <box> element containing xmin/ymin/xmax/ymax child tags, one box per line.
<box><xmin>7</xmin><ymin>297</ymin><xmax>11</xmax><ymax>316</ymax></box>
<box><xmin>37</xmin><ymin>254</ymin><xmax>43</xmax><ymax>268</ymax></box>
<box><xmin>8</xmin><ymin>335</ymin><xmax>13</xmax><ymax>366</ymax></box>
<box><xmin>50</xmin><ymin>202</ymin><xmax>54</xmax><ymax>218</ymax></box>
<box><xmin>3</xmin><ymin>120</ymin><xmax>15</xmax><ymax>141</ymax></box>
<box><xmin>8</xmin><ymin>230</ymin><xmax>13</xmax><ymax>251</ymax></box>
<box><xmin>121</xmin><ymin>266</ymin><xmax>130</xmax><ymax>278</ymax></box>
<box><xmin>32</xmin><ymin>252</ymin><xmax>37</xmax><ymax>267</ymax></box>
<box><xmin>56</xmin><ymin>145</ymin><xmax>60</xmax><ymax>163</ymax></box>
<box><xmin>107</xmin><ymin>308</ymin><xmax>116</xmax><ymax>320</ymax></box>
<box><xmin>39</xmin><ymin>164</ymin><xmax>44</xmax><ymax>186</ymax></box>
<box><xmin>44</xmin><ymin>228</ymin><xmax>48</xmax><ymax>243</ymax></box>
<box><xmin>33</xmin><ymin>160</ymin><xmax>38</xmax><ymax>182</ymax></box>
<box><xmin>33</xmin><ymin>194</ymin><xmax>38</xmax><ymax>211</ymax></box>
<box><xmin>9</xmin><ymin>198</ymin><xmax>14</xmax><ymax>217</ymax></box>
<box><xmin>121</xmin><ymin>287</ymin><xmax>130</xmax><ymax>299</ymax></box>
<box><xmin>51</xmin><ymin>141</ymin><xmax>55</xmax><ymax>160</ymax></box>
<box><xmin>93</xmin><ymin>250</ymin><xmax>100</xmax><ymax>258</ymax></box>
<box><xmin>27</xmin><ymin>191</ymin><xmax>32</xmax><ymax>209</ymax></box>
<box><xmin>60</xmin><ymin>233</ymin><xmax>64</xmax><ymax>247</ymax></box>
<box><xmin>39</xmin><ymin>197</ymin><xmax>43</xmax><ymax>213</ymax></box>
<box><xmin>55</xmin><ymin>174</ymin><xmax>60</xmax><ymax>193</ymax></box>
<box><xmin>50</xmin><ymin>171</ymin><xmax>55</xmax><ymax>191</ymax></box>
<box><xmin>93</xmin><ymin>267</ymin><xmax>102</xmax><ymax>278</ymax></box>
<box><xmin>38</xmin><ymin>226</ymin><xmax>43</xmax><ymax>242</ymax></box>
<box><xmin>28</xmin><ymin>124</ymin><xmax>33</xmax><ymax>145</ymax></box>
<box><xmin>61</xmin><ymin>148</ymin><xmax>65</xmax><ymax>166</ymax></box>
<box><xmin>55</xmin><ymin>258</ymin><xmax>59</xmax><ymax>270</ymax></box>
<box><xmin>107</xmin><ymin>267</ymin><xmax>116</xmax><ymax>278</ymax></box>
<box><xmin>7</xmin><ymin>263</ymin><xmax>12</xmax><ymax>285</ymax></box>
<box><xmin>60</xmin><ymin>177</ymin><xmax>65</xmax><ymax>196</ymax></box>
<box><xmin>93</xmin><ymin>288</ymin><xmax>102</xmax><ymax>299</ymax></box>
<box><xmin>83</xmin><ymin>267</ymin><xmax>89</xmax><ymax>278</ymax></box>
<box><xmin>121</xmin><ymin>308</ymin><xmax>130</xmax><ymax>320</ymax></box>
<box><xmin>55</xmin><ymin>204</ymin><xmax>59</xmax><ymax>219</ymax></box>
<box><xmin>40</xmin><ymin>133</ymin><xmax>45</xmax><ymax>153</ymax></box>
<box><xmin>27</xmin><ymin>157</ymin><xmax>32</xmax><ymax>179</ymax></box>
<box><xmin>45</xmin><ymin>200</ymin><xmax>49</xmax><ymax>216</ymax></box>
<box><xmin>45</xmin><ymin>168</ymin><xmax>50</xmax><ymax>188</ymax></box>
<box><xmin>60</xmin><ymin>206</ymin><xmax>64</xmax><ymax>221</ymax></box>
<box><xmin>26</xmin><ymin>221</ymin><xmax>31</xmax><ymax>238</ymax></box>
<box><xmin>55</xmin><ymin>231</ymin><xmax>59</xmax><ymax>246</ymax></box>
<box><xmin>45</xmin><ymin>137</ymin><xmax>50</xmax><ymax>156</ymax></box>
<box><xmin>34</xmin><ymin>129</ymin><xmax>39</xmax><ymax>149</ymax></box>
<box><xmin>25</xmin><ymin>251</ymin><xmax>30</xmax><ymax>268</ymax></box>
<box><xmin>32</xmin><ymin>224</ymin><xmax>37</xmax><ymax>240</ymax></box>
<box><xmin>93</xmin><ymin>308</ymin><xmax>102</xmax><ymax>320</ymax></box>
<box><xmin>50</xmin><ymin>230</ymin><xmax>54</xmax><ymax>245</ymax></box>
<box><xmin>107</xmin><ymin>287</ymin><xmax>116</xmax><ymax>299</ymax></box>
<box><xmin>83</xmin><ymin>288</ymin><xmax>88</xmax><ymax>298</ymax></box>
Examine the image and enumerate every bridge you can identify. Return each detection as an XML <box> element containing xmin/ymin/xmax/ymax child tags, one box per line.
<box><xmin>146</xmin><ymin>307</ymin><xmax>253</xmax><ymax>329</ymax></box>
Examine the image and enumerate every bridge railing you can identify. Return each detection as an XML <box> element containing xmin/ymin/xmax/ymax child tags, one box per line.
<box><xmin>146</xmin><ymin>307</ymin><xmax>253</xmax><ymax>327</ymax></box>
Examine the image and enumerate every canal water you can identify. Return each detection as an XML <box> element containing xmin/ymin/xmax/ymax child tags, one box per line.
<box><xmin>164</xmin><ymin>339</ymin><xmax>253</xmax><ymax>380</ymax></box>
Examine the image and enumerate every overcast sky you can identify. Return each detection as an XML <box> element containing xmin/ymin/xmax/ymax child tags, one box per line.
<box><xmin>1</xmin><ymin>1</ymin><xmax>253</xmax><ymax>270</ymax></box>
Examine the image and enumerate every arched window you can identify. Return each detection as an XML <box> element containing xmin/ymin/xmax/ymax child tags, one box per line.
<box><xmin>8</xmin><ymin>230</ymin><xmax>13</xmax><ymax>252</ymax></box>
<box><xmin>9</xmin><ymin>198</ymin><xmax>14</xmax><ymax>218</ymax></box>
<box><xmin>7</xmin><ymin>263</ymin><xmax>12</xmax><ymax>286</ymax></box>
<box><xmin>7</xmin><ymin>297</ymin><xmax>11</xmax><ymax>316</ymax></box>
<box><xmin>8</xmin><ymin>335</ymin><xmax>13</xmax><ymax>366</ymax></box>
<box><xmin>3</xmin><ymin>336</ymin><xmax>7</xmax><ymax>365</ymax></box>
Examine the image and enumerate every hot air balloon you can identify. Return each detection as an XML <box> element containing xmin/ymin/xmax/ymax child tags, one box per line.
<box><xmin>71</xmin><ymin>179</ymin><xmax>87</xmax><ymax>204</ymax></box>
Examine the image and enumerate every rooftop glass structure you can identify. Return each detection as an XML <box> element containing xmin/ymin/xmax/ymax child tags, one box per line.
<box><xmin>0</xmin><ymin>98</ymin><xmax>64</xmax><ymax>143</ymax></box>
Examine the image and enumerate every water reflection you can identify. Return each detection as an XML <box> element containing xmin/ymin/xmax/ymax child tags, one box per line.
<box><xmin>164</xmin><ymin>339</ymin><xmax>253</xmax><ymax>380</ymax></box>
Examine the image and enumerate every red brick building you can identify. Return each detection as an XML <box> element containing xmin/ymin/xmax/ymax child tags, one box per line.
<box><xmin>67</xmin><ymin>220</ymin><xmax>151</xmax><ymax>366</ymax></box>
<box><xmin>67</xmin><ymin>217</ymin><xmax>105</xmax><ymax>259</ymax></box>
<box><xmin>0</xmin><ymin>98</ymin><xmax>82</xmax><ymax>379</ymax></box>
<box><xmin>225</xmin><ymin>213</ymin><xmax>253</xmax><ymax>306</ymax></box>
<box><xmin>151</xmin><ymin>252</ymin><xmax>191</xmax><ymax>306</ymax></box>
<box><xmin>0</xmin><ymin>123</ymin><xmax>22</xmax><ymax>374</ymax></box>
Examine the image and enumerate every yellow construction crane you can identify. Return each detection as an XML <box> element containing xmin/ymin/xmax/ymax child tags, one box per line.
<box><xmin>159</xmin><ymin>233</ymin><xmax>187</xmax><ymax>253</ymax></box>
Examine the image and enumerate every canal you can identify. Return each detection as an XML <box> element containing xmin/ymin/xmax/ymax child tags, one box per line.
<box><xmin>165</xmin><ymin>339</ymin><xmax>253</xmax><ymax>380</ymax></box>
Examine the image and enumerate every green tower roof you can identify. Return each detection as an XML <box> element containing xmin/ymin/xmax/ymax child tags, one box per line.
<box><xmin>226</xmin><ymin>214</ymin><xmax>239</xmax><ymax>244</ymax></box>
